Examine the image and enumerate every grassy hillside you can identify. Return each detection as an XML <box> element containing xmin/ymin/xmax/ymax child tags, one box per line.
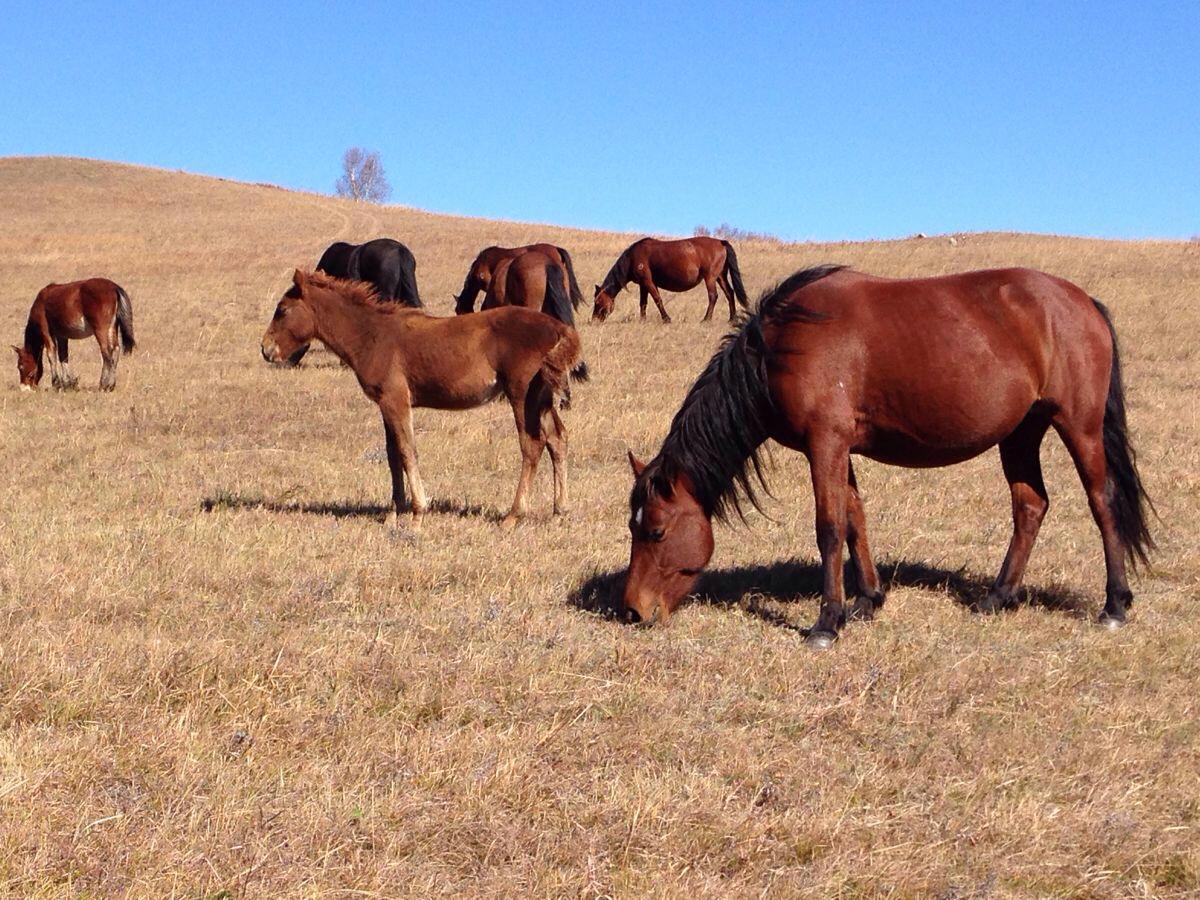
<box><xmin>1</xmin><ymin>156</ymin><xmax>1197</xmax><ymax>897</ymax></box>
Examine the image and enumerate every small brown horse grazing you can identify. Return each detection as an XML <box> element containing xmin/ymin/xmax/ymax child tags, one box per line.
<box><xmin>623</xmin><ymin>266</ymin><xmax>1153</xmax><ymax>646</ymax></box>
<box><xmin>13</xmin><ymin>278</ymin><xmax>135</xmax><ymax>391</ymax></box>
<box><xmin>261</xmin><ymin>270</ymin><xmax>583</xmax><ymax>528</ymax></box>
<box><xmin>592</xmin><ymin>236</ymin><xmax>748</xmax><ymax>323</ymax></box>
<box><xmin>455</xmin><ymin>243</ymin><xmax>583</xmax><ymax>314</ymax></box>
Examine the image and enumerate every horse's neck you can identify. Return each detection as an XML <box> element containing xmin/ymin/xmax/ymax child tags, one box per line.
<box><xmin>23</xmin><ymin>317</ymin><xmax>44</xmax><ymax>357</ymax></box>
<box><xmin>308</xmin><ymin>290</ymin><xmax>384</xmax><ymax>370</ymax></box>
<box><xmin>604</xmin><ymin>253</ymin><xmax>630</xmax><ymax>293</ymax></box>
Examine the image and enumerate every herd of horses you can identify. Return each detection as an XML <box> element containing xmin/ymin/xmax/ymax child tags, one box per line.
<box><xmin>12</xmin><ymin>234</ymin><xmax>1154</xmax><ymax>645</ymax></box>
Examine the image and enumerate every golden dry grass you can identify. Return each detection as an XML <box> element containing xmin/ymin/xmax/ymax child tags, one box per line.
<box><xmin>1</xmin><ymin>156</ymin><xmax>1198</xmax><ymax>898</ymax></box>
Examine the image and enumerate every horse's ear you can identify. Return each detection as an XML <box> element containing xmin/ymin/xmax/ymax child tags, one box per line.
<box><xmin>11</xmin><ymin>345</ymin><xmax>23</xmax><ymax>356</ymax></box>
<box><xmin>627</xmin><ymin>450</ymin><xmax>646</xmax><ymax>477</ymax></box>
<box><xmin>593</xmin><ymin>284</ymin><xmax>601</xmax><ymax>294</ymax></box>
<box><xmin>292</xmin><ymin>269</ymin><xmax>307</xmax><ymax>290</ymax></box>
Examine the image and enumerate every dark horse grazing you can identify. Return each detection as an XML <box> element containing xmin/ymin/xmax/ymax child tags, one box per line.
<box><xmin>592</xmin><ymin>236</ymin><xmax>748</xmax><ymax>323</ymax></box>
<box><xmin>261</xmin><ymin>270</ymin><xmax>584</xmax><ymax>528</ymax></box>
<box><xmin>13</xmin><ymin>278</ymin><xmax>135</xmax><ymax>391</ymax></box>
<box><xmin>454</xmin><ymin>243</ymin><xmax>582</xmax><ymax>314</ymax></box>
<box><xmin>316</xmin><ymin>238</ymin><xmax>422</xmax><ymax>307</ymax></box>
<box><xmin>623</xmin><ymin>266</ymin><xmax>1153</xmax><ymax>646</ymax></box>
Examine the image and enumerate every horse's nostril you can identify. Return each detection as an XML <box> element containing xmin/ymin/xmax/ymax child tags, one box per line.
<box><xmin>622</xmin><ymin>606</ymin><xmax>642</xmax><ymax>625</ymax></box>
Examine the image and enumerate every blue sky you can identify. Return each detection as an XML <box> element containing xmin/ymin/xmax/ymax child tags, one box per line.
<box><xmin>1</xmin><ymin>1</ymin><xmax>1196</xmax><ymax>240</ymax></box>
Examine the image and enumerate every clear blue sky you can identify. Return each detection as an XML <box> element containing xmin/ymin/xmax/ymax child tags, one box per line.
<box><xmin>2</xmin><ymin>1</ymin><xmax>1196</xmax><ymax>240</ymax></box>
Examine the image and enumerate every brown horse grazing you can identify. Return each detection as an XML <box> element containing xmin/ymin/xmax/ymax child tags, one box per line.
<box><xmin>482</xmin><ymin>251</ymin><xmax>568</xmax><ymax>311</ymax></box>
<box><xmin>261</xmin><ymin>270</ymin><xmax>583</xmax><ymax>529</ymax></box>
<box><xmin>623</xmin><ymin>265</ymin><xmax>1153</xmax><ymax>646</ymax></box>
<box><xmin>13</xmin><ymin>278</ymin><xmax>135</xmax><ymax>391</ymax></box>
<box><xmin>592</xmin><ymin>236</ymin><xmax>748</xmax><ymax>323</ymax></box>
<box><xmin>455</xmin><ymin>243</ymin><xmax>583</xmax><ymax>314</ymax></box>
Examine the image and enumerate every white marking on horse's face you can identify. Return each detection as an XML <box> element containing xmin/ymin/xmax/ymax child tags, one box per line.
<box><xmin>634</xmin><ymin>506</ymin><xmax>643</xmax><ymax>527</ymax></box>
<box><xmin>19</xmin><ymin>384</ymin><xmax>33</xmax><ymax>392</ymax></box>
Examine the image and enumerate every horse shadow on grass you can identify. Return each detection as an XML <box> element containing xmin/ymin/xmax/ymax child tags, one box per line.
<box><xmin>200</xmin><ymin>491</ymin><xmax>492</xmax><ymax>522</ymax></box>
<box><xmin>568</xmin><ymin>557</ymin><xmax>1092</xmax><ymax>631</ymax></box>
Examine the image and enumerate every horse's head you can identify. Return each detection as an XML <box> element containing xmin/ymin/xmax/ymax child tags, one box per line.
<box><xmin>452</xmin><ymin>291</ymin><xmax>475</xmax><ymax>315</ymax></box>
<box><xmin>622</xmin><ymin>451</ymin><xmax>714</xmax><ymax>624</ymax></box>
<box><xmin>12</xmin><ymin>344</ymin><xmax>40</xmax><ymax>389</ymax></box>
<box><xmin>261</xmin><ymin>270</ymin><xmax>317</xmax><ymax>365</ymax></box>
<box><xmin>592</xmin><ymin>284</ymin><xmax>617</xmax><ymax>322</ymax></box>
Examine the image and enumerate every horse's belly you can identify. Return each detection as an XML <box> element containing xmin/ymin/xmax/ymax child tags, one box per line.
<box><xmin>855</xmin><ymin>429</ymin><xmax>1000</xmax><ymax>468</ymax></box>
<box><xmin>62</xmin><ymin>317</ymin><xmax>93</xmax><ymax>339</ymax></box>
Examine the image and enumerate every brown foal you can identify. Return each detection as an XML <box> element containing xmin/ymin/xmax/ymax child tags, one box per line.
<box><xmin>261</xmin><ymin>270</ymin><xmax>582</xmax><ymax>529</ymax></box>
<box><xmin>14</xmin><ymin>278</ymin><xmax>135</xmax><ymax>391</ymax></box>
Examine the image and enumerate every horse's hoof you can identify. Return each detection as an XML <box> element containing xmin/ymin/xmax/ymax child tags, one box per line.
<box><xmin>498</xmin><ymin>516</ymin><xmax>518</xmax><ymax>530</ymax></box>
<box><xmin>804</xmin><ymin>630</ymin><xmax>837</xmax><ymax>651</ymax></box>
<box><xmin>1098</xmin><ymin>613</ymin><xmax>1126</xmax><ymax>631</ymax></box>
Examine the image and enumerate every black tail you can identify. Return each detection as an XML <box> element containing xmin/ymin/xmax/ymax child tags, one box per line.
<box><xmin>1094</xmin><ymin>299</ymin><xmax>1154</xmax><ymax>569</ymax></box>
<box><xmin>556</xmin><ymin>246</ymin><xmax>584</xmax><ymax>309</ymax></box>
<box><xmin>542</xmin><ymin>265</ymin><xmax>589</xmax><ymax>383</ymax></box>
<box><xmin>115</xmin><ymin>284</ymin><xmax>136</xmax><ymax>354</ymax></box>
<box><xmin>397</xmin><ymin>256</ymin><xmax>422</xmax><ymax>308</ymax></box>
<box><xmin>721</xmin><ymin>240</ymin><xmax>749</xmax><ymax>307</ymax></box>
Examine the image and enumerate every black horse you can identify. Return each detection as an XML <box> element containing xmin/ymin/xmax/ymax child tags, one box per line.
<box><xmin>283</xmin><ymin>238</ymin><xmax>422</xmax><ymax>365</ymax></box>
<box><xmin>316</xmin><ymin>238</ymin><xmax>422</xmax><ymax>307</ymax></box>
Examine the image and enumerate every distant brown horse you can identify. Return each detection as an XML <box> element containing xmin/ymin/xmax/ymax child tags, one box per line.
<box><xmin>592</xmin><ymin>236</ymin><xmax>748</xmax><ymax>323</ymax></box>
<box><xmin>261</xmin><ymin>270</ymin><xmax>583</xmax><ymax>528</ymax></box>
<box><xmin>455</xmin><ymin>243</ymin><xmax>582</xmax><ymax>314</ymax></box>
<box><xmin>481</xmin><ymin>251</ymin><xmax>569</xmax><ymax>312</ymax></box>
<box><xmin>623</xmin><ymin>266</ymin><xmax>1153</xmax><ymax>646</ymax></box>
<box><xmin>13</xmin><ymin>278</ymin><xmax>135</xmax><ymax>391</ymax></box>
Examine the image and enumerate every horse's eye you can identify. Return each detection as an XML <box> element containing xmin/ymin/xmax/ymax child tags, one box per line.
<box><xmin>648</xmin><ymin>528</ymin><xmax>666</xmax><ymax>543</ymax></box>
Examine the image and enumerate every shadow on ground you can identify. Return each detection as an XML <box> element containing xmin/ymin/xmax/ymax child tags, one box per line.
<box><xmin>568</xmin><ymin>556</ymin><xmax>1092</xmax><ymax>631</ymax></box>
<box><xmin>200</xmin><ymin>492</ymin><xmax>492</xmax><ymax>521</ymax></box>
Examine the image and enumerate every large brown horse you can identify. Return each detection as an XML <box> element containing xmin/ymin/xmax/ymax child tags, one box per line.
<box><xmin>622</xmin><ymin>266</ymin><xmax>1153</xmax><ymax>646</ymax></box>
<box><xmin>13</xmin><ymin>278</ymin><xmax>135</xmax><ymax>391</ymax></box>
<box><xmin>261</xmin><ymin>270</ymin><xmax>583</xmax><ymax>528</ymax></box>
<box><xmin>592</xmin><ymin>236</ymin><xmax>748</xmax><ymax>323</ymax></box>
<box><xmin>455</xmin><ymin>243</ymin><xmax>582</xmax><ymax>314</ymax></box>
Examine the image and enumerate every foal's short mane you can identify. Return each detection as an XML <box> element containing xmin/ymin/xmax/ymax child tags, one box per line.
<box><xmin>633</xmin><ymin>265</ymin><xmax>845</xmax><ymax>521</ymax></box>
<box><xmin>303</xmin><ymin>270</ymin><xmax>396</xmax><ymax>313</ymax></box>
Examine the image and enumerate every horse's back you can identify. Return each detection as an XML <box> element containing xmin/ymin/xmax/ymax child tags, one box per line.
<box><xmin>766</xmin><ymin>267</ymin><xmax>1109</xmax><ymax>465</ymax></box>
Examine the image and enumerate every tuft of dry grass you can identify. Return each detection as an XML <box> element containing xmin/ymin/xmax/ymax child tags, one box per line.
<box><xmin>1</xmin><ymin>156</ymin><xmax>1198</xmax><ymax>897</ymax></box>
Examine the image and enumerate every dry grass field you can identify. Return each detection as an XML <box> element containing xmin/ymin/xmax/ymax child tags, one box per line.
<box><xmin>1</xmin><ymin>156</ymin><xmax>1198</xmax><ymax>898</ymax></box>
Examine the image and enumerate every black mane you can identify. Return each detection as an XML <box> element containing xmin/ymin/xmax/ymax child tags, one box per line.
<box><xmin>599</xmin><ymin>247</ymin><xmax>632</xmax><ymax>296</ymax></box>
<box><xmin>632</xmin><ymin>265</ymin><xmax>845</xmax><ymax>521</ymax></box>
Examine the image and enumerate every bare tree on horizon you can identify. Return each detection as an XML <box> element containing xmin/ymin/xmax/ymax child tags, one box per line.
<box><xmin>335</xmin><ymin>147</ymin><xmax>391</xmax><ymax>203</ymax></box>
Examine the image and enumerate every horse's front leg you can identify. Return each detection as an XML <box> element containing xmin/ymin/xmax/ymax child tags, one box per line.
<box><xmin>646</xmin><ymin>281</ymin><xmax>671</xmax><ymax>323</ymax></box>
<box><xmin>846</xmin><ymin>461</ymin><xmax>885</xmax><ymax>621</ymax></box>
<box><xmin>806</xmin><ymin>437</ymin><xmax>851</xmax><ymax>648</ymax></box>
<box><xmin>380</xmin><ymin>394</ymin><xmax>426</xmax><ymax>530</ymax></box>
<box><xmin>638</xmin><ymin>285</ymin><xmax>649</xmax><ymax>320</ymax></box>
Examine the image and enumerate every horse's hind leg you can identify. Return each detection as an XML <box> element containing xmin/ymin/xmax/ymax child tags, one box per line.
<box><xmin>501</xmin><ymin>384</ymin><xmax>546</xmax><ymax>528</ymax></box>
<box><xmin>718</xmin><ymin>273</ymin><xmax>738</xmax><ymax>321</ymax></box>
<box><xmin>701</xmin><ymin>274</ymin><xmax>719</xmax><ymax>322</ymax></box>
<box><xmin>639</xmin><ymin>285</ymin><xmax>649</xmax><ymax>320</ymax></box>
<box><xmin>846</xmin><ymin>461</ymin><xmax>884</xmax><ymax>621</ymax></box>
<box><xmin>543</xmin><ymin>405</ymin><xmax>569</xmax><ymax>516</ymax></box>
<box><xmin>1053</xmin><ymin>417</ymin><xmax>1133</xmax><ymax>627</ymax></box>
<box><xmin>981</xmin><ymin>415</ymin><xmax>1051</xmax><ymax>612</ymax></box>
<box><xmin>98</xmin><ymin>327</ymin><xmax>120</xmax><ymax>391</ymax></box>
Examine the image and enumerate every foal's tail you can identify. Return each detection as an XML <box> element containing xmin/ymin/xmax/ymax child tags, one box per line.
<box><xmin>556</xmin><ymin>246</ymin><xmax>584</xmax><ymax>309</ymax></box>
<box><xmin>115</xmin><ymin>284</ymin><xmax>136</xmax><ymax>354</ymax></box>
<box><xmin>721</xmin><ymin>240</ymin><xmax>749</xmax><ymax>307</ymax></box>
<box><xmin>539</xmin><ymin>327</ymin><xmax>584</xmax><ymax>410</ymax></box>
<box><xmin>1093</xmin><ymin>298</ymin><xmax>1154</xmax><ymax>569</ymax></box>
<box><xmin>542</xmin><ymin>264</ymin><xmax>589</xmax><ymax>383</ymax></box>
